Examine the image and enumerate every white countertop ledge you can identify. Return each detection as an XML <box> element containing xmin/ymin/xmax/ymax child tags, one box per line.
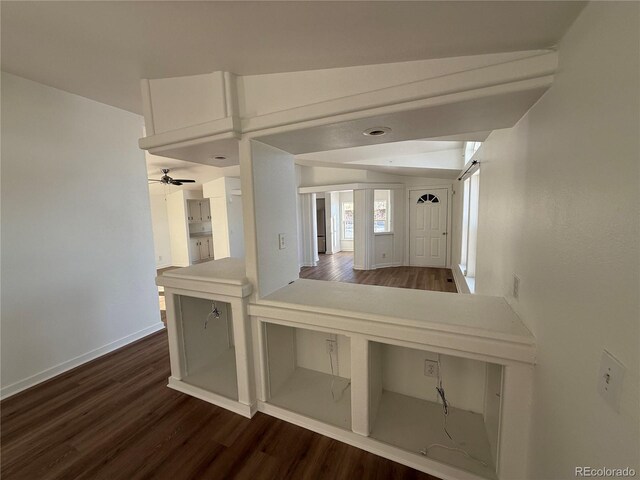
<box><xmin>254</xmin><ymin>279</ymin><xmax>534</xmax><ymax>347</ymax></box>
<box><xmin>156</xmin><ymin>258</ymin><xmax>252</xmax><ymax>297</ymax></box>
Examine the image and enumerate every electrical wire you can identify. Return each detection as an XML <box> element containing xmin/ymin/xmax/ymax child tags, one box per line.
<box><xmin>421</xmin><ymin>356</ymin><xmax>489</xmax><ymax>468</ymax></box>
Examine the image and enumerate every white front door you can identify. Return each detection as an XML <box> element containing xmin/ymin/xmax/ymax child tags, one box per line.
<box><xmin>409</xmin><ymin>188</ymin><xmax>448</xmax><ymax>267</ymax></box>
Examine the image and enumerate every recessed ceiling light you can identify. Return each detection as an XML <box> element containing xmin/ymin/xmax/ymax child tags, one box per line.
<box><xmin>363</xmin><ymin>126</ymin><xmax>391</xmax><ymax>137</ymax></box>
<box><xmin>212</xmin><ymin>155</ymin><xmax>227</xmax><ymax>160</ymax></box>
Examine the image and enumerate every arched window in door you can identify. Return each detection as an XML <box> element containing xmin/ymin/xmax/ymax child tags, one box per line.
<box><xmin>417</xmin><ymin>193</ymin><xmax>440</xmax><ymax>204</ymax></box>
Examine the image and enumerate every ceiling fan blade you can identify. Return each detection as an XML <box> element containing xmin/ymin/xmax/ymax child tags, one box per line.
<box><xmin>171</xmin><ymin>181</ymin><xmax>183</xmax><ymax>186</ymax></box>
<box><xmin>148</xmin><ymin>179</ymin><xmax>163</xmax><ymax>183</ymax></box>
<box><xmin>172</xmin><ymin>179</ymin><xmax>196</xmax><ymax>183</ymax></box>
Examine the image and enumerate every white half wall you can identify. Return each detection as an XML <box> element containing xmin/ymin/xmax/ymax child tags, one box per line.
<box><xmin>450</xmin><ymin>4</ymin><xmax>639</xmax><ymax>476</ymax></box>
<box><xmin>1</xmin><ymin>73</ymin><xmax>163</xmax><ymax>398</ymax></box>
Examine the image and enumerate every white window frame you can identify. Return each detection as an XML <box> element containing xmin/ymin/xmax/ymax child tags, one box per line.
<box><xmin>373</xmin><ymin>189</ymin><xmax>393</xmax><ymax>234</ymax></box>
<box><xmin>460</xmin><ymin>169</ymin><xmax>480</xmax><ymax>293</ymax></box>
<box><xmin>341</xmin><ymin>201</ymin><xmax>354</xmax><ymax>240</ymax></box>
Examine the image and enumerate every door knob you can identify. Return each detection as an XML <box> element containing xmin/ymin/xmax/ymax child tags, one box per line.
<box><xmin>442</xmin><ymin>232</ymin><xmax>447</xmax><ymax>235</ymax></box>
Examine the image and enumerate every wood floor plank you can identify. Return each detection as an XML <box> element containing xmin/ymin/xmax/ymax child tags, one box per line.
<box><xmin>300</xmin><ymin>253</ymin><xmax>457</xmax><ymax>293</ymax></box>
<box><xmin>1</xmin><ymin>331</ymin><xmax>439</xmax><ymax>480</ymax></box>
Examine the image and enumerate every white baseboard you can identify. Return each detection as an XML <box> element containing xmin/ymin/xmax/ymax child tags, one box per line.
<box><xmin>0</xmin><ymin>323</ymin><xmax>166</xmax><ymax>400</ymax></box>
<box><xmin>372</xmin><ymin>261</ymin><xmax>403</xmax><ymax>269</ymax></box>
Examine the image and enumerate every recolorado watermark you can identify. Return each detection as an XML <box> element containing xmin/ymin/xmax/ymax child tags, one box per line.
<box><xmin>576</xmin><ymin>467</ymin><xmax>636</xmax><ymax>477</ymax></box>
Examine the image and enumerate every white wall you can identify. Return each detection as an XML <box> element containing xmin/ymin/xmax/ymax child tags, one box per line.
<box><xmin>380</xmin><ymin>344</ymin><xmax>486</xmax><ymax>414</ymax></box>
<box><xmin>451</xmin><ymin>4</ymin><xmax>639</xmax><ymax>476</ymax></box>
<box><xmin>166</xmin><ymin>190</ymin><xmax>190</xmax><ymax>267</ymax></box>
<box><xmin>245</xmin><ymin>140</ymin><xmax>300</xmax><ymax>297</ymax></box>
<box><xmin>203</xmin><ymin>177</ymin><xmax>245</xmax><ymax>259</ymax></box>
<box><xmin>295</xmin><ymin>329</ymin><xmax>350</xmax><ymax>379</ymax></box>
<box><xmin>1</xmin><ymin>73</ymin><xmax>162</xmax><ymax>398</ymax></box>
<box><xmin>227</xmin><ymin>191</ymin><xmax>245</xmax><ymax>258</ymax></box>
<box><xmin>148</xmin><ymin>194</ymin><xmax>172</xmax><ymax>268</ymax></box>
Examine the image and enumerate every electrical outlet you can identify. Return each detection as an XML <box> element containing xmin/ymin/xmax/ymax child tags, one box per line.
<box><xmin>278</xmin><ymin>233</ymin><xmax>286</xmax><ymax>250</ymax></box>
<box><xmin>382</xmin><ymin>253</ymin><xmax>387</xmax><ymax>259</ymax></box>
<box><xmin>424</xmin><ymin>359</ymin><xmax>438</xmax><ymax>377</ymax></box>
<box><xmin>598</xmin><ymin>350</ymin><xmax>625</xmax><ymax>412</ymax></box>
<box><xmin>158</xmin><ymin>255</ymin><xmax>162</xmax><ymax>261</ymax></box>
<box><xmin>513</xmin><ymin>275</ymin><xmax>521</xmax><ymax>299</ymax></box>
<box><xmin>326</xmin><ymin>339</ymin><xmax>337</xmax><ymax>354</ymax></box>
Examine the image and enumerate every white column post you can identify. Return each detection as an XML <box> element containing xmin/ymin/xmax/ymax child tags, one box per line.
<box><xmin>354</xmin><ymin>188</ymin><xmax>374</xmax><ymax>270</ymax></box>
<box><xmin>299</xmin><ymin>193</ymin><xmax>318</xmax><ymax>267</ymax></box>
<box><xmin>231</xmin><ymin>297</ymin><xmax>255</xmax><ymax>410</ymax></box>
<box><xmin>497</xmin><ymin>363</ymin><xmax>534</xmax><ymax>479</ymax></box>
<box><xmin>164</xmin><ymin>291</ymin><xmax>185</xmax><ymax>380</ymax></box>
<box><xmin>350</xmin><ymin>335</ymin><xmax>370</xmax><ymax>436</ymax></box>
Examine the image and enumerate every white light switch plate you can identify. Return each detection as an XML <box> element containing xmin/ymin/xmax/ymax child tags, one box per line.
<box><xmin>597</xmin><ymin>350</ymin><xmax>625</xmax><ymax>412</ymax></box>
<box><xmin>278</xmin><ymin>233</ymin><xmax>286</xmax><ymax>250</ymax></box>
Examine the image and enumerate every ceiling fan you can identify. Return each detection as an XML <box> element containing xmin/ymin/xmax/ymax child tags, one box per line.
<box><xmin>148</xmin><ymin>168</ymin><xmax>196</xmax><ymax>186</ymax></box>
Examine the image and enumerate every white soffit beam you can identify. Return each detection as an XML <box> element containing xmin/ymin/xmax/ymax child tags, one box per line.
<box><xmin>138</xmin><ymin>51</ymin><xmax>557</xmax><ymax>163</ymax></box>
<box><xmin>257</xmin><ymin>82</ymin><xmax>550</xmax><ymax>154</ymax></box>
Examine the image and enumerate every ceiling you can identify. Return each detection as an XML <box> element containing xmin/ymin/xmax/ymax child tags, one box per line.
<box><xmin>295</xmin><ymin>140</ymin><xmax>465</xmax><ymax>178</ymax></box>
<box><xmin>1</xmin><ymin>1</ymin><xmax>585</xmax><ymax>114</ymax></box>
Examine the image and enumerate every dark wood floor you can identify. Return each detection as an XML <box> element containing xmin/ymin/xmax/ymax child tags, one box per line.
<box><xmin>1</xmin><ymin>331</ymin><xmax>438</xmax><ymax>480</ymax></box>
<box><xmin>300</xmin><ymin>252</ymin><xmax>457</xmax><ymax>293</ymax></box>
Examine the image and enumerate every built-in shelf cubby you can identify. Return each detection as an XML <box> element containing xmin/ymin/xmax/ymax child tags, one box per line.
<box><xmin>264</xmin><ymin>323</ymin><xmax>351</xmax><ymax>430</ymax></box>
<box><xmin>161</xmin><ymin>267</ymin><xmax>534</xmax><ymax>479</ymax></box>
<box><xmin>157</xmin><ymin>258</ymin><xmax>254</xmax><ymax>418</ymax></box>
<box><xmin>368</xmin><ymin>342</ymin><xmax>501</xmax><ymax>479</ymax></box>
<box><xmin>178</xmin><ymin>295</ymin><xmax>238</xmax><ymax>400</ymax></box>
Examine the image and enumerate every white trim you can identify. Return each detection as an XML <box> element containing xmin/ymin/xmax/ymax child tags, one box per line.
<box><xmin>258</xmin><ymin>401</ymin><xmax>488</xmax><ymax>480</ymax></box>
<box><xmin>167</xmin><ymin>376</ymin><xmax>256</xmax><ymax>419</ymax></box>
<box><xmin>298</xmin><ymin>183</ymin><xmax>404</xmax><ymax>194</ymax></box>
<box><xmin>452</xmin><ymin>263</ymin><xmax>471</xmax><ymax>294</ymax></box>
<box><xmin>0</xmin><ymin>323</ymin><xmax>166</xmax><ymax>400</ymax></box>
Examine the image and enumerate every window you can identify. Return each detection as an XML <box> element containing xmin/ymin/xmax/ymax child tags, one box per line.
<box><xmin>460</xmin><ymin>170</ymin><xmax>480</xmax><ymax>292</ymax></box>
<box><xmin>374</xmin><ymin>190</ymin><xmax>392</xmax><ymax>233</ymax></box>
<box><xmin>464</xmin><ymin>141</ymin><xmax>482</xmax><ymax>163</ymax></box>
<box><xmin>341</xmin><ymin>201</ymin><xmax>354</xmax><ymax>240</ymax></box>
<box><xmin>417</xmin><ymin>193</ymin><xmax>439</xmax><ymax>204</ymax></box>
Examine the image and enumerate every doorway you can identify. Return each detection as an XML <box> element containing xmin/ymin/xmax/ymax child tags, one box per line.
<box><xmin>409</xmin><ymin>188</ymin><xmax>449</xmax><ymax>267</ymax></box>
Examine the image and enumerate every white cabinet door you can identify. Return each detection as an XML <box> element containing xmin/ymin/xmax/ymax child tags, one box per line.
<box><xmin>201</xmin><ymin>200</ymin><xmax>211</xmax><ymax>221</ymax></box>
<box><xmin>187</xmin><ymin>200</ymin><xmax>200</xmax><ymax>222</ymax></box>
<box><xmin>199</xmin><ymin>239</ymin><xmax>209</xmax><ymax>259</ymax></box>
<box><xmin>189</xmin><ymin>238</ymin><xmax>200</xmax><ymax>263</ymax></box>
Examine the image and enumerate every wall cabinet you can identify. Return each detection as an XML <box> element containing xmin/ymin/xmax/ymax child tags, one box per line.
<box><xmin>191</xmin><ymin>236</ymin><xmax>214</xmax><ymax>262</ymax></box>
<box><xmin>188</xmin><ymin>199</ymin><xmax>211</xmax><ymax>223</ymax></box>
